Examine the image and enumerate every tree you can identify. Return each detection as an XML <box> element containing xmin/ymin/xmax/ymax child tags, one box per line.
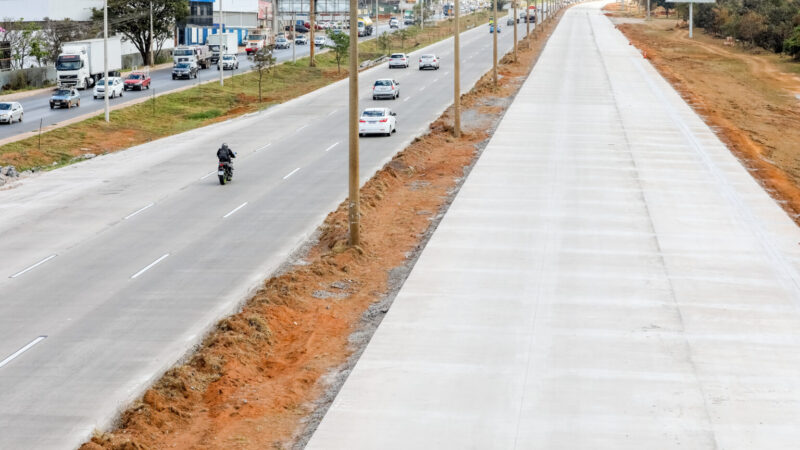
<box><xmin>0</xmin><ymin>19</ymin><xmax>41</xmax><ymax>69</ymax></box>
<box><xmin>737</xmin><ymin>10</ymin><xmax>766</xmax><ymax>47</ymax></box>
<box><xmin>377</xmin><ymin>31</ymin><xmax>391</xmax><ymax>54</ymax></box>
<box><xmin>329</xmin><ymin>30</ymin><xmax>350</xmax><ymax>74</ymax></box>
<box><xmin>41</xmin><ymin>19</ymin><xmax>95</xmax><ymax>65</ymax></box>
<box><xmin>654</xmin><ymin>0</ymin><xmax>675</xmax><ymax>18</ymax></box>
<box><xmin>248</xmin><ymin>45</ymin><xmax>276</xmax><ymax>102</ymax></box>
<box><xmin>785</xmin><ymin>25</ymin><xmax>800</xmax><ymax>59</ymax></box>
<box><xmin>92</xmin><ymin>0</ymin><xmax>188</xmax><ymax>66</ymax></box>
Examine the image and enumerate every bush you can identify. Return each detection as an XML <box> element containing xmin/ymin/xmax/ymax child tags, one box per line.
<box><xmin>785</xmin><ymin>25</ymin><xmax>800</xmax><ymax>59</ymax></box>
<box><xmin>9</xmin><ymin>71</ymin><xmax>28</xmax><ymax>90</ymax></box>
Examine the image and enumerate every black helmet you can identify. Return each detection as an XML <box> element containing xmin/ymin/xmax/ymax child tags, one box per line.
<box><xmin>221</xmin><ymin>143</ymin><xmax>229</xmax><ymax>150</ymax></box>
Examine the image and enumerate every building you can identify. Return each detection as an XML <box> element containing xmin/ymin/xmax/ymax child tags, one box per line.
<box><xmin>179</xmin><ymin>0</ymin><xmax>261</xmax><ymax>46</ymax></box>
<box><xmin>0</xmin><ymin>0</ymin><xmax>104</xmax><ymax>22</ymax></box>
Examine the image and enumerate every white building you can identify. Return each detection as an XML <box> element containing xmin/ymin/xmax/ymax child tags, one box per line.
<box><xmin>0</xmin><ymin>0</ymin><xmax>104</xmax><ymax>21</ymax></box>
<box><xmin>211</xmin><ymin>0</ymin><xmax>260</xmax><ymax>28</ymax></box>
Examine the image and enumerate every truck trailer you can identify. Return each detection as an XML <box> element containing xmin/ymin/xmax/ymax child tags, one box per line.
<box><xmin>207</xmin><ymin>33</ymin><xmax>239</xmax><ymax>64</ymax></box>
<box><xmin>56</xmin><ymin>37</ymin><xmax>122</xmax><ymax>89</ymax></box>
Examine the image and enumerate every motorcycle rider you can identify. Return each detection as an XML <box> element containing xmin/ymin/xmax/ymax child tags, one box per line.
<box><xmin>217</xmin><ymin>143</ymin><xmax>236</xmax><ymax>177</ymax></box>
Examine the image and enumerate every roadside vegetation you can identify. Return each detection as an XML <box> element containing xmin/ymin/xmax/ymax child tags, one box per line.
<box><xmin>0</xmin><ymin>11</ymin><xmax>490</xmax><ymax>172</ymax></box>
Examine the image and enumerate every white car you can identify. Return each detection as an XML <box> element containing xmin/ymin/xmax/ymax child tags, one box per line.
<box><xmin>93</xmin><ymin>77</ymin><xmax>124</xmax><ymax>99</ymax></box>
<box><xmin>389</xmin><ymin>18</ymin><xmax>400</xmax><ymax>28</ymax></box>
<box><xmin>314</xmin><ymin>36</ymin><xmax>327</xmax><ymax>47</ymax></box>
<box><xmin>388</xmin><ymin>53</ymin><xmax>409</xmax><ymax>68</ymax></box>
<box><xmin>0</xmin><ymin>102</ymin><xmax>23</xmax><ymax>124</ymax></box>
<box><xmin>372</xmin><ymin>79</ymin><xmax>400</xmax><ymax>100</ymax></box>
<box><xmin>295</xmin><ymin>35</ymin><xmax>309</xmax><ymax>45</ymax></box>
<box><xmin>359</xmin><ymin>108</ymin><xmax>397</xmax><ymax>137</ymax></box>
<box><xmin>419</xmin><ymin>54</ymin><xmax>440</xmax><ymax>70</ymax></box>
<box><xmin>219</xmin><ymin>54</ymin><xmax>239</xmax><ymax>70</ymax></box>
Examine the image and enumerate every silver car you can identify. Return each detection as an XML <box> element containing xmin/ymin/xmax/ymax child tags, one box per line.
<box><xmin>418</xmin><ymin>54</ymin><xmax>440</xmax><ymax>70</ymax></box>
<box><xmin>388</xmin><ymin>53</ymin><xmax>409</xmax><ymax>69</ymax></box>
<box><xmin>0</xmin><ymin>102</ymin><xmax>23</xmax><ymax>124</ymax></box>
<box><xmin>372</xmin><ymin>79</ymin><xmax>400</xmax><ymax>100</ymax></box>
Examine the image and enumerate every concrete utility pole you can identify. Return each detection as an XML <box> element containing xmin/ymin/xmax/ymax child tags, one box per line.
<box><xmin>103</xmin><ymin>0</ymin><xmax>109</xmax><ymax>122</ymax></box>
<box><xmin>310</xmin><ymin>0</ymin><xmax>316</xmax><ymax>66</ymax></box>
<box><xmin>292</xmin><ymin>11</ymin><xmax>297</xmax><ymax>62</ymax></box>
<box><xmin>348</xmin><ymin>0</ymin><xmax>360</xmax><ymax>245</ymax></box>
<box><xmin>273</xmin><ymin>0</ymin><xmax>279</xmax><ymax>40</ymax></box>
<box><xmin>149</xmin><ymin>1</ymin><xmax>155</xmax><ymax>66</ymax></box>
<box><xmin>513</xmin><ymin>0</ymin><xmax>517</xmax><ymax>62</ymax></box>
<box><xmin>421</xmin><ymin>0</ymin><xmax>424</xmax><ymax>30</ymax></box>
<box><xmin>219</xmin><ymin>0</ymin><xmax>224</xmax><ymax>86</ymax></box>
<box><xmin>526</xmin><ymin>0</ymin><xmax>530</xmax><ymax>36</ymax></box>
<box><xmin>646</xmin><ymin>0</ymin><xmax>650</xmax><ymax>20</ymax></box>
<box><xmin>453</xmin><ymin>0</ymin><xmax>460</xmax><ymax>137</ymax></box>
<box><xmin>492</xmin><ymin>0</ymin><xmax>497</xmax><ymax>86</ymax></box>
<box><xmin>689</xmin><ymin>1</ymin><xmax>693</xmax><ymax>38</ymax></box>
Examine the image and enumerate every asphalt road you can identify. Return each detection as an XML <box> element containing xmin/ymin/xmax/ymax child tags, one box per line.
<box><xmin>0</xmin><ymin>11</ymin><xmax>535</xmax><ymax>449</ymax></box>
<box><xmin>309</xmin><ymin>2</ymin><xmax>800</xmax><ymax>448</ymax></box>
<box><xmin>0</xmin><ymin>19</ymin><xmax>407</xmax><ymax>142</ymax></box>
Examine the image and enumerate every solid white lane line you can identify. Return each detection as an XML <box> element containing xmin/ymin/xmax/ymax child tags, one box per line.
<box><xmin>130</xmin><ymin>254</ymin><xmax>170</xmax><ymax>279</ymax></box>
<box><xmin>200</xmin><ymin>170</ymin><xmax>216</xmax><ymax>180</ymax></box>
<box><xmin>124</xmin><ymin>202</ymin><xmax>154</xmax><ymax>220</ymax></box>
<box><xmin>283</xmin><ymin>167</ymin><xmax>300</xmax><ymax>180</ymax></box>
<box><xmin>296</xmin><ymin>125</ymin><xmax>308</xmax><ymax>133</ymax></box>
<box><xmin>10</xmin><ymin>255</ymin><xmax>57</xmax><ymax>279</ymax></box>
<box><xmin>325</xmin><ymin>142</ymin><xmax>340</xmax><ymax>152</ymax></box>
<box><xmin>0</xmin><ymin>336</ymin><xmax>47</xmax><ymax>369</ymax></box>
<box><xmin>328</xmin><ymin>109</ymin><xmax>338</xmax><ymax>116</ymax></box>
<box><xmin>223</xmin><ymin>202</ymin><xmax>248</xmax><ymax>218</ymax></box>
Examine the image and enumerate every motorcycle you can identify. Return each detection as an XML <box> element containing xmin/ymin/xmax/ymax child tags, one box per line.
<box><xmin>218</xmin><ymin>161</ymin><xmax>233</xmax><ymax>185</ymax></box>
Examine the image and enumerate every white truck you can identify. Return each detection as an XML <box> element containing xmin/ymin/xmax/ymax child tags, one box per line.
<box><xmin>245</xmin><ymin>30</ymin><xmax>267</xmax><ymax>55</ymax></box>
<box><xmin>172</xmin><ymin>45</ymin><xmax>212</xmax><ymax>69</ymax></box>
<box><xmin>206</xmin><ymin>33</ymin><xmax>239</xmax><ymax>65</ymax></box>
<box><xmin>56</xmin><ymin>37</ymin><xmax>122</xmax><ymax>89</ymax></box>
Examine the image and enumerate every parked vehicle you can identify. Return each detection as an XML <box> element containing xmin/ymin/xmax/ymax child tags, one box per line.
<box><xmin>372</xmin><ymin>79</ymin><xmax>400</xmax><ymax>100</ymax></box>
<box><xmin>359</xmin><ymin>108</ymin><xmax>397</xmax><ymax>136</ymax></box>
<box><xmin>173</xmin><ymin>45</ymin><xmax>211</xmax><ymax>69</ymax></box>
<box><xmin>275</xmin><ymin>36</ymin><xmax>291</xmax><ymax>49</ymax></box>
<box><xmin>218</xmin><ymin>54</ymin><xmax>240</xmax><ymax>70</ymax></box>
<box><xmin>0</xmin><ymin>102</ymin><xmax>23</xmax><ymax>124</ymax></box>
<box><xmin>389</xmin><ymin>17</ymin><xmax>400</xmax><ymax>28</ymax></box>
<box><xmin>56</xmin><ymin>37</ymin><xmax>122</xmax><ymax>89</ymax></box>
<box><xmin>246</xmin><ymin>31</ymin><xmax>267</xmax><ymax>55</ymax></box>
<box><xmin>314</xmin><ymin>36</ymin><xmax>327</xmax><ymax>47</ymax></box>
<box><xmin>207</xmin><ymin>33</ymin><xmax>239</xmax><ymax>65</ymax></box>
<box><xmin>123</xmin><ymin>71</ymin><xmax>150</xmax><ymax>90</ymax></box>
<box><xmin>389</xmin><ymin>53</ymin><xmax>410</xmax><ymax>68</ymax></box>
<box><xmin>49</xmin><ymin>88</ymin><xmax>81</xmax><ymax>109</ymax></box>
<box><xmin>418</xmin><ymin>54</ymin><xmax>440</xmax><ymax>70</ymax></box>
<box><xmin>295</xmin><ymin>34</ymin><xmax>309</xmax><ymax>45</ymax></box>
<box><xmin>172</xmin><ymin>62</ymin><xmax>198</xmax><ymax>79</ymax></box>
<box><xmin>93</xmin><ymin>77</ymin><xmax>124</xmax><ymax>99</ymax></box>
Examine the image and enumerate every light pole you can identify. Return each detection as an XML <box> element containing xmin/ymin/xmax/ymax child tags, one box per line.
<box><xmin>526</xmin><ymin>0</ymin><xmax>530</xmax><ymax>36</ymax></box>
<box><xmin>310</xmin><ymin>0</ymin><xmax>316</xmax><ymax>66</ymax></box>
<box><xmin>219</xmin><ymin>0</ymin><xmax>224</xmax><ymax>86</ymax></box>
<box><xmin>513</xmin><ymin>0</ymin><xmax>517</xmax><ymax>62</ymax></box>
<box><xmin>492</xmin><ymin>0</ymin><xmax>497</xmax><ymax>86</ymax></box>
<box><xmin>103</xmin><ymin>0</ymin><xmax>109</xmax><ymax>122</ymax></box>
<box><xmin>348</xmin><ymin>0</ymin><xmax>360</xmax><ymax>246</ymax></box>
<box><xmin>453</xmin><ymin>0</ymin><xmax>460</xmax><ymax>137</ymax></box>
<box><xmin>149</xmin><ymin>1</ymin><xmax>155</xmax><ymax>66</ymax></box>
<box><xmin>292</xmin><ymin>11</ymin><xmax>297</xmax><ymax>62</ymax></box>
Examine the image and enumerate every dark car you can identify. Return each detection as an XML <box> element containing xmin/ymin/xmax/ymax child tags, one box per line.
<box><xmin>295</xmin><ymin>24</ymin><xmax>309</xmax><ymax>33</ymax></box>
<box><xmin>49</xmin><ymin>88</ymin><xmax>81</xmax><ymax>109</ymax></box>
<box><xmin>172</xmin><ymin>62</ymin><xmax>198</xmax><ymax>80</ymax></box>
<box><xmin>507</xmin><ymin>17</ymin><xmax>515</xmax><ymax>25</ymax></box>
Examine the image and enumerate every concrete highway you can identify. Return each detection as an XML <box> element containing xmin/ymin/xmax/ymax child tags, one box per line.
<box><xmin>308</xmin><ymin>2</ymin><xmax>800</xmax><ymax>448</ymax></box>
<box><xmin>0</xmin><ymin>19</ymin><xmax>406</xmax><ymax>142</ymax></box>
<box><xmin>0</xmin><ymin>11</ymin><xmax>534</xmax><ymax>449</ymax></box>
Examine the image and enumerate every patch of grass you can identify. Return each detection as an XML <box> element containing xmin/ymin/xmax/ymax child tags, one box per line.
<box><xmin>0</xmin><ymin>12</ymin><xmax>491</xmax><ymax>172</ymax></box>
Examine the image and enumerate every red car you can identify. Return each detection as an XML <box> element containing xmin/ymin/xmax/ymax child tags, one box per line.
<box><xmin>123</xmin><ymin>71</ymin><xmax>151</xmax><ymax>91</ymax></box>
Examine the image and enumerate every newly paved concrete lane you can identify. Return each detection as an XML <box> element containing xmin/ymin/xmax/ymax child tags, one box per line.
<box><xmin>307</xmin><ymin>2</ymin><xmax>800</xmax><ymax>449</ymax></box>
<box><xmin>0</xmin><ymin>13</ymin><xmax>525</xmax><ymax>449</ymax></box>
<box><xmin>0</xmin><ymin>20</ymin><xmax>405</xmax><ymax>142</ymax></box>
